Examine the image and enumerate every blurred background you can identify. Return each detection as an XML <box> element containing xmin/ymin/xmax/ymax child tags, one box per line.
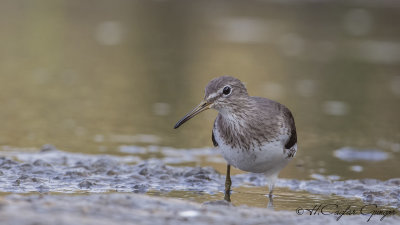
<box><xmin>0</xmin><ymin>0</ymin><xmax>399</xmax><ymax>185</ymax></box>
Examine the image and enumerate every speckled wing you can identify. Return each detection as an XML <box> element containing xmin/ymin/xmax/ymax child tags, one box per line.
<box><xmin>281</xmin><ymin>104</ymin><xmax>297</xmax><ymax>158</ymax></box>
<box><xmin>252</xmin><ymin>97</ymin><xmax>297</xmax><ymax>157</ymax></box>
<box><xmin>284</xmin><ymin>109</ymin><xmax>297</xmax><ymax>150</ymax></box>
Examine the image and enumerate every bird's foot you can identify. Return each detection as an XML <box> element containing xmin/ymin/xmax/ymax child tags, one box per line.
<box><xmin>224</xmin><ymin>165</ymin><xmax>232</xmax><ymax>202</ymax></box>
<box><xmin>267</xmin><ymin>191</ymin><xmax>274</xmax><ymax>209</ymax></box>
<box><xmin>224</xmin><ymin>192</ymin><xmax>231</xmax><ymax>202</ymax></box>
<box><xmin>224</xmin><ymin>179</ymin><xmax>232</xmax><ymax>202</ymax></box>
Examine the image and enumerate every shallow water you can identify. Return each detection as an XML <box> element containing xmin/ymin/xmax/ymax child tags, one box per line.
<box><xmin>0</xmin><ymin>0</ymin><xmax>399</xmax><ymax>212</ymax></box>
<box><xmin>0</xmin><ymin>147</ymin><xmax>399</xmax><ymax>213</ymax></box>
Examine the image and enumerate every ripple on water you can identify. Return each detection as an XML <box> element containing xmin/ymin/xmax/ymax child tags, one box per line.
<box><xmin>333</xmin><ymin>147</ymin><xmax>389</xmax><ymax>162</ymax></box>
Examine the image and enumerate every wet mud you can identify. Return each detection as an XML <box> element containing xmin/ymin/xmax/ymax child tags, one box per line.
<box><xmin>0</xmin><ymin>146</ymin><xmax>399</xmax><ymax>208</ymax></box>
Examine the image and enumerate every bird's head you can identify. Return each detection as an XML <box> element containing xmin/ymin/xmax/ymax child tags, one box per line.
<box><xmin>174</xmin><ymin>76</ymin><xmax>248</xmax><ymax>129</ymax></box>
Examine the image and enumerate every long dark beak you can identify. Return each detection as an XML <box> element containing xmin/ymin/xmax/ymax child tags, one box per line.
<box><xmin>174</xmin><ymin>100</ymin><xmax>212</xmax><ymax>129</ymax></box>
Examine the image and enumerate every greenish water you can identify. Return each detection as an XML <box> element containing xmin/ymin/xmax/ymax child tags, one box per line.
<box><xmin>0</xmin><ymin>0</ymin><xmax>399</xmax><ymax>209</ymax></box>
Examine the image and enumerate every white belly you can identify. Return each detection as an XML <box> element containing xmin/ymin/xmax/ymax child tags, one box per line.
<box><xmin>219</xmin><ymin>141</ymin><xmax>290</xmax><ymax>175</ymax></box>
<box><xmin>214</xmin><ymin>128</ymin><xmax>294</xmax><ymax>175</ymax></box>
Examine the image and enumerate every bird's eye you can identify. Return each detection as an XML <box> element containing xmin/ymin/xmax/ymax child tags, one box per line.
<box><xmin>222</xmin><ymin>86</ymin><xmax>231</xmax><ymax>95</ymax></box>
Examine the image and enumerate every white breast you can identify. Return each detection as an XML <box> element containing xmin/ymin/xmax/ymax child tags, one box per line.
<box><xmin>213</xmin><ymin>127</ymin><xmax>294</xmax><ymax>175</ymax></box>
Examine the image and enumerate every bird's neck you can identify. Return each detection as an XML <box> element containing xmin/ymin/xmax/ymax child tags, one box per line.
<box><xmin>217</xmin><ymin>97</ymin><xmax>256</xmax><ymax>130</ymax></box>
<box><xmin>218</xmin><ymin>97</ymin><xmax>255</xmax><ymax>119</ymax></box>
<box><xmin>218</xmin><ymin>112</ymin><xmax>244</xmax><ymax>126</ymax></box>
<box><xmin>216</xmin><ymin>106</ymin><xmax>255</xmax><ymax>150</ymax></box>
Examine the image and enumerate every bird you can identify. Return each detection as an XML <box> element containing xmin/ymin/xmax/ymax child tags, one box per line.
<box><xmin>174</xmin><ymin>76</ymin><xmax>297</xmax><ymax>203</ymax></box>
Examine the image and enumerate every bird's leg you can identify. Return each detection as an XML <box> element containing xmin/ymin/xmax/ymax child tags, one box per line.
<box><xmin>268</xmin><ymin>182</ymin><xmax>274</xmax><ymax>198</ymax></box>
<box><xmin>267</xmin><ymin>181</ymin><xmax>275</xmax><ymax>209</ymax></box>
<box><xmin>224</xmin><ymin>164</ymin><xmax>231</xmax><ymax>202</ymax></box>
<box><xmin>267</xmin><ymin>195</ymin><xmax>274</xmax><ymax>209</ymax></box>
